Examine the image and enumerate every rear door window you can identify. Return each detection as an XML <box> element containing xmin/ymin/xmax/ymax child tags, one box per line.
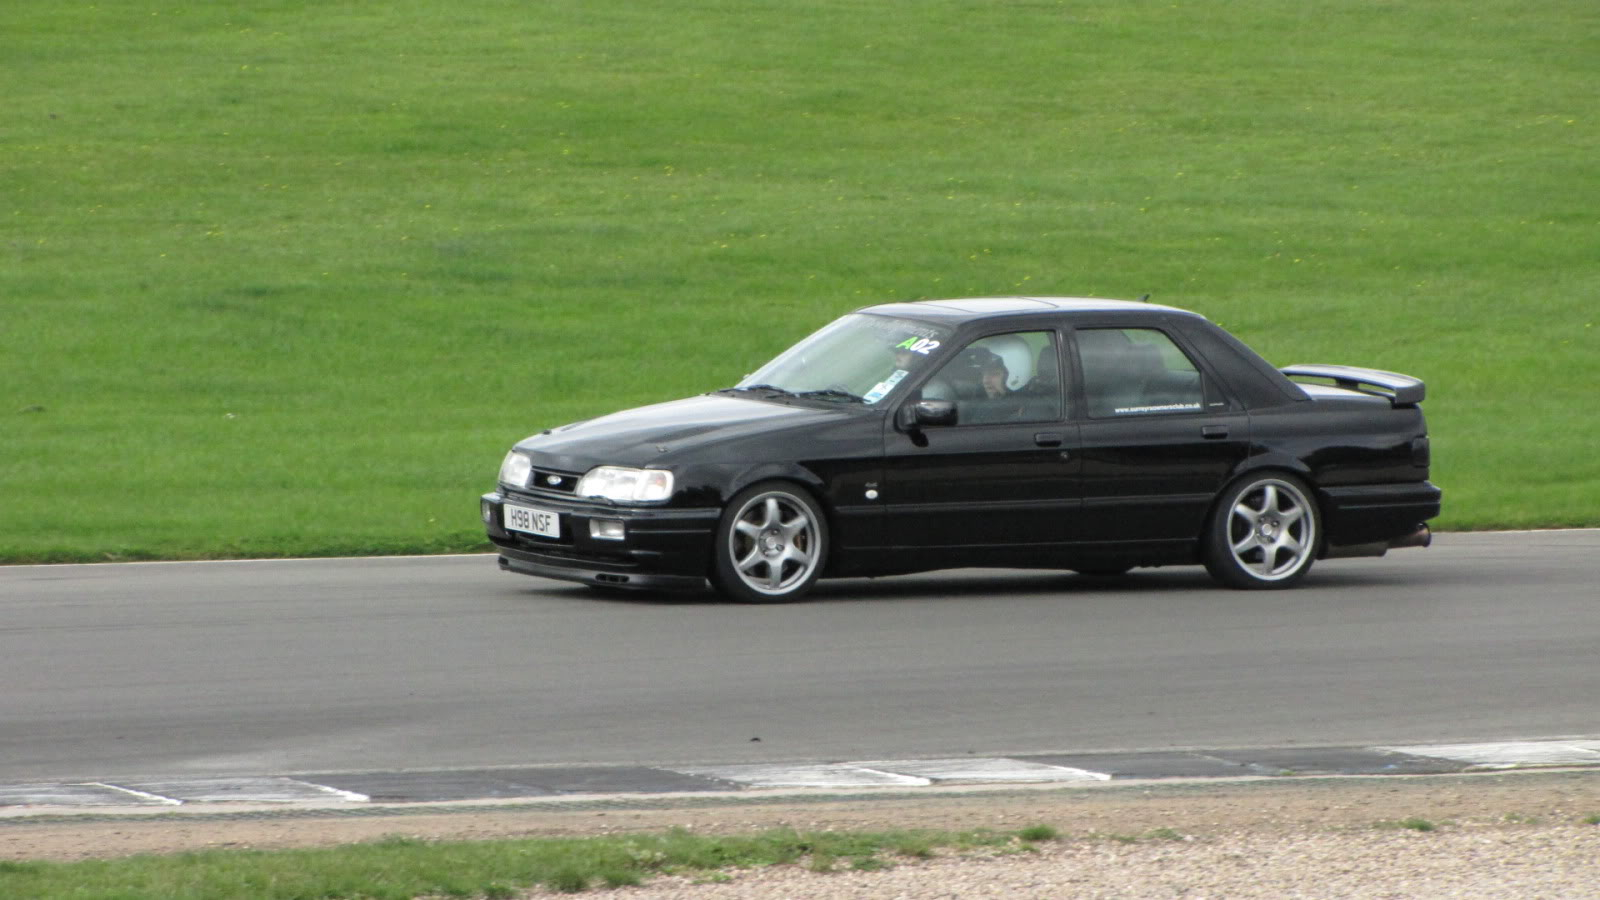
<box><xmin>1075</xmin><ymin>328</ymin><xmax>1208</xmax><ymax>418</ymax></box>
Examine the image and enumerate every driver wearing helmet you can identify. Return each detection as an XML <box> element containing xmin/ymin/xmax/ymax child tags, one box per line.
<box><xmin>965</xmin><ymin>336</ymin><xmax>1034</xmax><ymax>423</ymax></box>
<box><xmin>979</xmin><ymin>351</ymin><xmax>1012</xmax><ymax>399</ymax></box>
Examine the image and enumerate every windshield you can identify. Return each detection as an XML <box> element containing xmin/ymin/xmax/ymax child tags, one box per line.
<box><xmin>734</xmin><ymin>313</ymin><xmax>953</xmax><ymax>405</ymax></box>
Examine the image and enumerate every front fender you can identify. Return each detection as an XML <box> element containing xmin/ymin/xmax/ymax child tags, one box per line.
<box><xmin>725</xmin><ymin>462</ymin><xmax>829</xmax><ymax>500</ymax></box>
<box><xmin>669</xmin><ymin>461</ymin><xmax>830</xmax><ymax>510</ymax></box>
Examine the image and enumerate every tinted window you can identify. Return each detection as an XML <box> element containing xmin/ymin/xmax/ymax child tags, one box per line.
<box><xmin>920</xmin><ymin>331</ymin><xmax>1062</xmax><ymax>424</ymax></box>
<box><xmin>1077</xmin><ymin>328</ymin><xmax>1205</xmax><ymax>417</ymax></box>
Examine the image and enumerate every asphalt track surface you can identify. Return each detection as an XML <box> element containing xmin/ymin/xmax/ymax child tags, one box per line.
<box><xmin>1</xmin><ymin>531</ymin><xmax>1596</xmax><ymax>787</ymax></box>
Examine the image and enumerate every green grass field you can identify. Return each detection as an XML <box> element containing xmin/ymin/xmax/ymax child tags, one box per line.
<box><xmin>5</xmin><ymin>0</ymin><xmax>1596</xmax><ymax>563</ymax></box>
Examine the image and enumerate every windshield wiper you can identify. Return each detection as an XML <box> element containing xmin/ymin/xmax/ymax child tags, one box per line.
<box><xmin>717</xmin><ymin>384</ymin><xmax>797</xmax><ymax>397</ymax></box>
<box><xmin>795</xmin><ymin>388</ymin><xmax>865</xmax><ymax>403</ymax></box>
<box><xmin>719</xmin><ymin>384</ymin><xmax>862</xmax><ymax>404</ymax></box>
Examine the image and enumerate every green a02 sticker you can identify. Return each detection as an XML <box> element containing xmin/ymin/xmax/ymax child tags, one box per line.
<box><xmin>895</xmin><ymin>337</ymin><xmax>941</xmax><ymax>355</ymax></box>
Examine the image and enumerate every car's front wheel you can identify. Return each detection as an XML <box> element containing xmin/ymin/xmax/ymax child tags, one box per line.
<box><xmin>1203</xmin><ymin>473</ymin><xmax>1320</xmax><ymax>589</ymax></box>
<box><xmin>711</xmin><ymin>481</ymin><xmax>829</xmax><ymax>603</ymax></box>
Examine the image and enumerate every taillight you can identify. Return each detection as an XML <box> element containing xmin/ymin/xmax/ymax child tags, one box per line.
<box><xmin>1410</xmin><ymin>436</ymin><xmax>1430</xmax><ymax>468</ymax></box>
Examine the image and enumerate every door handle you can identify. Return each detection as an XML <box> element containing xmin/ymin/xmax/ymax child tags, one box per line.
<box><xmin>1034</xmin><ymin>432</ymin><xmax>1064</xmax><ymax>448</ymax></box>
<box><xmin>1201</xmin><ymin>425</ymin><xmax>1230</xmax><ymax>440</ymax></box>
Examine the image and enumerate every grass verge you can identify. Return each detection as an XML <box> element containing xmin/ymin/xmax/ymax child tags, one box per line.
<box><xmin>0</xmin><ymin>824</ymin><xmax>1051</xmax><ymax>899</ymax></box>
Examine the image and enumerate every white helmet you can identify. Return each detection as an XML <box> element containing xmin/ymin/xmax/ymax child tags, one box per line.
<box><xmin>974</xmin><ymin>335</ymin><xmax>1034</xmax><ymax>391</ymax></box>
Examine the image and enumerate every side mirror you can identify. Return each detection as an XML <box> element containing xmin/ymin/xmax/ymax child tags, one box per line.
<box><xmin>897</xmin><ymin>399</ymin><xmax>958</xmax><ymax>429</ymax></box>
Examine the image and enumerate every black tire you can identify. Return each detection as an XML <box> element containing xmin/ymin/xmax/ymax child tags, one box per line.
<box><xmin>710</xmin><ymin>481</ymin><xmax>829</xmax><ymax>603</ymax></box>
<box><xmin>1202</xmin><ymin>472</ymin><xmax>1320</xmax><ymax>589</ymax></box>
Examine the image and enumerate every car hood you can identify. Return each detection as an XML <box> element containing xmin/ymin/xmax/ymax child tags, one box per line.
<box><xmin>515</xmin><ymin>394</ymin><xmax>857</xmax><ymax>470</ymax></box>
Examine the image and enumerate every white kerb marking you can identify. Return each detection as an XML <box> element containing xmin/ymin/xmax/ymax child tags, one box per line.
<box><xmin>0</xmin><ymin>783</ymin><xmax>180</xmax><ymax>807</ymax></box>
<box><xmin>118</xmin><ymin>777</ymin><xmax>368</xmax><ymax>803</ymax></box>
<box><xmin>1379</xmin><ymin>740</ymin><xmax>1600</xmax><ymax>768</ymax></box>
<box><xmin>90</xmin><ymin>782</ymin><xmax>186</xmax><ymax>805</ymax></box>
<box><xmin>670</xmin><ymin>763</ymin><xmax>931</xmax><ymax>788</ymax></box>
<box><xmin>852</xmin><ymin>758</ymin><xmax>1113</xmax><ymax>783</ymax></box>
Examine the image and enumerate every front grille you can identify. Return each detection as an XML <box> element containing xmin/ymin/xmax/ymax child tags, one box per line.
<box><xmin>494</xmin><ymin>534</ymin><xmax>633</xmax><ymax>565</ymax></box>
<box><xmin>528</xmin><ymin>467</ymin><xmax>581</xmax><ymax>494</ymax></box>
<box><xmin>509</xmin><ymin>528</ymin><xmax>573</xmax><ymax>548</ymax></box>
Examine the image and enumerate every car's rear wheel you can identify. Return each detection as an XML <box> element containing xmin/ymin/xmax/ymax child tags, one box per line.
<box><xmin>1203</xmin><ymin>473</ymin><xmax>1320</xmax><ymax>589</ymax></box>
<box><xmin>711</xmin><ymin>481</ymin><xmax>828</xmax><ymax>603</ymax></box>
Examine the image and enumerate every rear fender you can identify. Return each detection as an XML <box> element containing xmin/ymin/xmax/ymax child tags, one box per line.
<box><xmin>1227</xmin><ymin>453</ymin><xmax>1314</xmax><ymax>485</ymax></box>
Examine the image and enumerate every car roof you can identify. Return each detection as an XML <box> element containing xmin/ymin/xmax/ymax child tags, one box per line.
<box><xmin>859</xmin><ymin>296</ymin><xmax>1203</xmax><ymax>321</ymax></box>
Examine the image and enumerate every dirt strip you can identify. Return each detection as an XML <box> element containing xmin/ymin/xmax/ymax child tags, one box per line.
<box><xmin>2</xmin><ymin>770</ymin><xmax>1595</xmax><ymax>864</ymax></box>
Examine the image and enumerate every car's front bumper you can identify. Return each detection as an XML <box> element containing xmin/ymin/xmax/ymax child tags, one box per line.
<box><xmin>481</xmin><ymin>491</ymin><xmax>719</xmax><ymax>591</ymax></box>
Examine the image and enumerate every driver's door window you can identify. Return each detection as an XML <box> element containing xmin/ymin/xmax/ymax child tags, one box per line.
<box><xmin>922</xmin><ymin>331</ymin><xmax>1062</xmax><ymax>425</ymax></box>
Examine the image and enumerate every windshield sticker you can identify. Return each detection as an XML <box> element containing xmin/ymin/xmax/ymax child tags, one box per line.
<box><xmin>863</xmin><ymin>368</ymin><xmax>909</xmax><ymax>405</ymax></box>
<box><xmin>895</xmin><ymin>337</ymin><xmax>942</xmax><ymax>355</ymax></box>
<box><xmin>1113</xmin><ymin>402</ymin><xmax>1204</xmax><ymax>415</ymax></box>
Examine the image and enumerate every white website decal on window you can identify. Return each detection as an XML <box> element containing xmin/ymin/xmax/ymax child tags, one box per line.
<box><xmin>1113</xmin><ymin>402</ymin><xmax>1203</xmax><ymax>415</ymax></box>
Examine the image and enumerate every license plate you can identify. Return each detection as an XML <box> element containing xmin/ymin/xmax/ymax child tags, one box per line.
<box><xmin>503</xmin><ymin>503</ymin><xmax>560</xmax><ymax>539</ymax></box>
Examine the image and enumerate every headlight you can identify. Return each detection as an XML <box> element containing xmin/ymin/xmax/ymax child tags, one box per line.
<box><xmin>575</xmin><ymin>466</ymin><xmax>674</xmax><ymax>503</ymax></box>
<box><xmin>499</xmin><ymin>451</ymin><xmax>532</xmax><ymax>488</ymax></box>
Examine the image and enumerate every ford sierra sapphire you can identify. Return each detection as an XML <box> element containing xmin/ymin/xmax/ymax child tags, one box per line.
<box><xmin>482</xmin><ymin>297</ymin><xmax>1440</xmax><ymax>601</ymax></box>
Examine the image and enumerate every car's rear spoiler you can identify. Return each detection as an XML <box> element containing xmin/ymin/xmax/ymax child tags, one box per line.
<box><xmin>1280</xmin><ymin>364</ymin><xmax>1426</xmax><ymax>406</ymax></box>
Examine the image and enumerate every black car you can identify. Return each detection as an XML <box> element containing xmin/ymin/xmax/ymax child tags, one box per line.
<box><xmin>482</xmin><ymin>297</ymin><xmax>1440</xmax><ymax>601</ymax></box>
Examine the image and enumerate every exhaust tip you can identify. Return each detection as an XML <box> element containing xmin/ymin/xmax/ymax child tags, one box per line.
<box><xmin>1389</xmin><ymin>524</ymin><xmax>1432</xmax><ymax>550</ymax></box>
